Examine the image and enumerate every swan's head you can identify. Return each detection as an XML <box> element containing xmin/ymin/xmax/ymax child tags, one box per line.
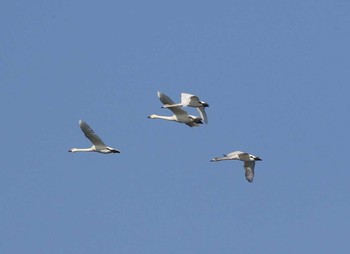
<box><xmin>68</xmin><ymin>148</ymin><xmax>76</xmax><ymax>152</ymax></box>
<box><xmin>147</xmin><ymin>114</ymin><xmax>157</xmax><ymax>119</ymax></box>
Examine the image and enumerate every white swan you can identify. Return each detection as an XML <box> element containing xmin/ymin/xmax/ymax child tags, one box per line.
<box><xmin>162</xmin><ymin>93</ymin><xmax>209</xmax><ymax>123</ymax></box>
<box><xmin>148</xmin><ymin>91</ymin><xmax>203</xmax><ymax>127</ymax></box>
<box><xmin>210</xmin><ymin>151</ymin><xmax>262</xmax><ymax>182</ymax></box>
<box><xmin>68</xmin><ymin>120</ymin><xmax>120</xmax><ymax>154</ymax></box>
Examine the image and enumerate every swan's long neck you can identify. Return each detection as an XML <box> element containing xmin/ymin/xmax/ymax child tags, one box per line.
<box><xmin>211</xmin><ymin>156</ymin><xmax>236</xmax><ymax>162</ymax></box>
<box><xmin>149</xmin><ymin>114</ymin><xmax>176</xmax><ymax>121</ymax></box>
<box><xmin>69</xmin><ymin>147</ymin><xmax>94</xmax><ymax>152</ymax></box>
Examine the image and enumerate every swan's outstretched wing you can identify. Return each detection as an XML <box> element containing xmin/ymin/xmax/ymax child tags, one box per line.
<box><xmin>158</xmin><ymin>91</ymin><xmax>190</xmax><ymax>117</ymax></box>
<box><xmin>196</xmin><ymin>107</ymin><xmax>208</xmax><ymax>124</ymax></box>
<box><xmin>225</xmin><ymin>151</ymin><xmax>246</xmax><ymax>158</ymax></box>
<box><xmin>181</xmin><ymin>93</ymin><xmax>197</xmax><ymax>106</ymax></box>
<box><xmin>79</xmin><ymin>120</ymin><xmax>107</xmax><ymax>149</ymax></box>
<box><xmin>181</xmin><ymin>93</ymin><xmax>209</xmax><ymax>107</ymax></box>
<box><xmin>243</xmin><ymin>161</ymin><xmax>255</xmax><ymax>183</ymax></box>
<box><xmin>168</xmin><ymin>106</ymin><xmax>191</xmax><ymax>117</ymax></box>
<box><xmin>181</xmin><ymin>93</ymin><xmax>208</xmax><ymax>123</ymax></box>
<box><xmin>158</xmin><ymin>91</ymin><xmax>176</xmax><ymax>105</ymax></box>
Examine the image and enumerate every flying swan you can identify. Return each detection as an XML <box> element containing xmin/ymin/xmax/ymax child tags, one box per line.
<box><xmin>161</xmin><ymin>93</ymin><xmax>209</xmax><ymax>124</ymax></box>
<box><xmin>68</xmin><ymin>120</ymin><xmax>120</xmax><ymax>154</ymax></box>
<box><xmin>210</xmin><ymin>151</ymin><xmax>262</xmax><ymax>182</ymax></box>
<box><xmin>148</xmin><ymin>91</ymin><xmax>203</xmax><ymax>127</ymax></box>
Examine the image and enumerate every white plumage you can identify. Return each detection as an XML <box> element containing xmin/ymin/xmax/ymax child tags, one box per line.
<box><xmin>148</xmin><ymin>91</ymin><xmax>204</xmax><ymax>127</ymax></box>
<box><xmin>68</xmin><ymin>120</ymin><xmax>120</xmax><ymax>154</ymax></box>
<box><xmin>162</xmin><ymin>92</ymin><xmax>209</xmax><ymax>124</ymax></box>
<box><xmin>210</xmin><ymin>151</ymin><xmax>262</xmax><ymax>183</ymax></box>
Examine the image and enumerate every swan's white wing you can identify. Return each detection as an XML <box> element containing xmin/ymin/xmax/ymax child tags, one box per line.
<box><xmin>181</xmin><ymin>92</ymin><xmax>209</xmax><ymax>108</ymax></box>
<box><xmin>181</xmin><ymin>93</ymin><xmax>208</xmax><ymax>123</ymax></box>
<box><xmin>196</xmin><ymin>106</ymin><xmax>208</xmax><ymax>124</ymax></box>
<box><xmin>237</xmin><ymin>152</ymin><xmax>252</xmax><ymax>161</ymax></box>
<box><xmin>181</xmin><ymin>93</ymin><xmax>196</xmax><ymax>106</ymax></box>
<box><xmin>168</xmin><ymin>105</ymin><xmax>190</xmax><ymax>117</ymax></box>
<box><xmin>163</xmin><ymin>93</ymin><xmax>201</xmax><ymax>107</ymax></box>
<box><xmin>225</xmin><ymin>151</ymin><xmax>246</xmax><ymax>158</ymax></box>
<box><xmin>158</xmin><ymin>91</ymin><xmax>176</xmax><ymax>105</ymax></box>
<box><xmin>79</xmin><ymin>120</ymin><xmax>107</xmax><ymax>149</ymax></box>
<box><xmin>244</xmin><ymin>161</ymin><xmax>255</xmax><ymax>183</ymax></box>
<box><xmin>158</xmin><ymin>92</ymin><xmax>190</xmax><ymax>117</ymax></box>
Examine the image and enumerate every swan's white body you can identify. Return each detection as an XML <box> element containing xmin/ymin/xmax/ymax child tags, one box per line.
<box><xmin>69</xmin><ymin>120</ymin><xmax>120</xmax><ymax>154</ymax></box>
<box><xmin>210</xmin><ymin>151</ymin><xmax>262</xmax><ymax>183</ymax></box>
<box><xmin>148</xmin><ymin>91</ymin><xmax>203</xmax><ymax>127</ymax></box>
<box><xmin>162</xmin><ymin>93</ymin><xmax>209</xmax><ymax>124</ymax></box>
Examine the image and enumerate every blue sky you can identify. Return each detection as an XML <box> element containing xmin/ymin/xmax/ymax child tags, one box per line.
<box><xmin>1</xmin><ymin>1</ymin><xmax>349</xmax><ymax>253</ymax></box>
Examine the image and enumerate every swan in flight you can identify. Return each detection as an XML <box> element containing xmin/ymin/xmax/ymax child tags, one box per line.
<box><xmin>148</xmin><ymin>91</ymin><xmax>203</xmax><ymax>127</ymax></box>
<box><xmin>68</xmin><ymin>120</ymin><xmax>120</xmax><ymax>154</ymax></box>
<box><xmin>162</xmin><ymin>93</ymin><xmax>209</xmax><ymax>123</ymax></box>
<box><xmin>210</xmin><ymin>151</ymin><xmax>262</xmax><ymax>182</ymax></box>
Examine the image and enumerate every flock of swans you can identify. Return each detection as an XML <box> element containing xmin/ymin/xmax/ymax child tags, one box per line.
<box><xmin>148</xmin><ymin>91</ymin><xmax>209</xmax><ymax>126</ymax></box>
<box><xmin>69</xmin><ymin>91</ymin><xmax>262</xmax><ymax>183</ymax></box>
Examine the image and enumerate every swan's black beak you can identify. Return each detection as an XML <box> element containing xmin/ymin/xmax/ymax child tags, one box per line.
<box><xmin>255</xmin><ymin>157</ymin><xmax>262</xmax><ymax>161</ymax></box>
<box><xmin>202</xmin><ymin>102</ymin><xmax>209</xmax><ymax>107</ymax></box>
<box><xmin>68</xmin><ymin>149</ymin><xmax>72</xmax><ymax>152</ymax></box>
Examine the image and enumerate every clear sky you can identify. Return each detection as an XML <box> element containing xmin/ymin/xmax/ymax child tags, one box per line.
<box><xmin>1</xmin><ymin>1</ymin><xmax>349</xmax><ymax>253</ymax></box>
